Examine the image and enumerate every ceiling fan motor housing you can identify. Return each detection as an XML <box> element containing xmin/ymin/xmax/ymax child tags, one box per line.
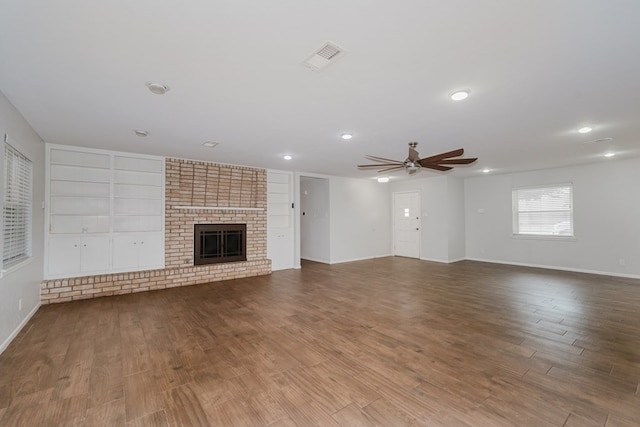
<box><xmin>357</xmin><ymin>141</ymin><xmax>478</xmax><ymax>174</ymax></box>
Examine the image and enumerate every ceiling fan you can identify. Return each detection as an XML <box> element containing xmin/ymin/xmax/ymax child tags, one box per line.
<box><xmin>358</xmin><ymin>142</ymin><xmax>478</xmax><ymax>175</ymax></box>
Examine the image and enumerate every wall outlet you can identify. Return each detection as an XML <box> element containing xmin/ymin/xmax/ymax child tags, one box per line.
<box><xmin>618</xmin><ymin>258</ymin><xmax>626</xmax><ymax>266</ymax></box>
<box><xmin>18</xmin><ymin>298</ymin><xmax>22</xmax><ymax>311</ymax></box>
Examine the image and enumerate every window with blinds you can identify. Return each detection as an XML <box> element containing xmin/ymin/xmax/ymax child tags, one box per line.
<box><xmin>3</xmin><ymin>142</ymin><xmax>33</xmax><ymax>268</ymax></box>
<box><xmin>512</xmin><ymin>184</ymin><xmax>573</xmax><ymax>236</ymax></box>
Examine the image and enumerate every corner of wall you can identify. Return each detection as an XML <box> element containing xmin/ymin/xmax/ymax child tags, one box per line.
<box><xmin>0</xmin><ymin>90</ymin><xmax>46</xmax><ymax>353</ymax></box>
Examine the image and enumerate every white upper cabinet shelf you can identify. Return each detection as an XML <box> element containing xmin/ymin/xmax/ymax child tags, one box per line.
<box><xmin>49</xmin><ymin>149</ymin><xmax>112</xmax><ymax>234</ymax></box>
<box><xmin>112</xmin><ymin>154</ymin><xmax>163</xmax><ymax>233</ymax></box>
<box><xmin>50</xmin><ymin>149</ymin><xmax>110</xmax><ymax>168</ymax></box>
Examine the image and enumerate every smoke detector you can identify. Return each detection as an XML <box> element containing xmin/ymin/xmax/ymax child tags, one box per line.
<box><xmin>302</xmin><ymin>41</ymin><xmax>348</xmax><ymax>71</ymax></box>
<box><xmin>146</xmin><ymin>82</ymin><xmax>170</xmax><ymax>95</ymax></box>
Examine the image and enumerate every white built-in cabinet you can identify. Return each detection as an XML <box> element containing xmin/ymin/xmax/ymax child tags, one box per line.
<box><xmin>267</xmin><ymin>170</ymin><xmax>294</xmax><ymax>270</ymax></box>
<box><xmin>112</xmin><ymin>233</ymin><xmax>164</xmax><ymax>270</ymax></box>
<box><xmin>45</xmin><ymin>144</ymin><xmax>165</xmax><ymax>279</ymax></box>
<box><xmin>47</xmin><ymin>236</ymin><xmax>111</xmax><ymax>276</ymax></box>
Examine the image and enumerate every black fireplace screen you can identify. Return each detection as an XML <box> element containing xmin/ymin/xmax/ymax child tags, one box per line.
<box><xmin>194</xmin><ymin>224</ymin><xmax>246</xmax><ymax>265</ymax></box>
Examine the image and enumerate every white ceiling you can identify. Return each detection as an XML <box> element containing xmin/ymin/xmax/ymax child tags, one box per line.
<box><xmin>1</xmin><ymin>1</ymin><xmax>639</xmax><ymax>179</ymax></box>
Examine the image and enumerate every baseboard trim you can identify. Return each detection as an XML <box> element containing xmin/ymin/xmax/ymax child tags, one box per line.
<box><xmin>301</xmin><ymin>257</ymin><xmax>331</xmax><ymax>264</ymax></box>
<box><xmin>329</xmin><ymin>254</ymin><xmax>395</xmax><ymax>265</ymax></box>
<box><xmin>420</xmin><ymin>257</ymin><xmax>465</xmax><ymax>264</ymax></box>
<box><xmin>465</xmin><ymin>257</ymin><xmax>640</xmax><ymax>280</ymax></box>
<box><xmin>420</xmin><ymin>257</ymin><xmax>446</xmax><ymax>263</ymax></box>
<box><xmin>0</xmin><ymin>302</ymin><xmax>41</xmax><ymax>355</ymax></box>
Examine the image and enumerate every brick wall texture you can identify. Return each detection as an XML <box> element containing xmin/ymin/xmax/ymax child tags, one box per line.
<box><xmin>41</xmin><ymin>158</ymin><xmax>271</xmax><ymax>304</ymax></box>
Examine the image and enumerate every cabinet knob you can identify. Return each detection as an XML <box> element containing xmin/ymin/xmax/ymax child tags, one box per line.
<box><xmin>73</xmin><ymin>244</ymin><xmax>78</xmax><ymax>247</ymax></box>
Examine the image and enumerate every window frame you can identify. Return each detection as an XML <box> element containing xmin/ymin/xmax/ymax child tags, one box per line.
<box><xmin>2</xmin><ymin>136</ymin><xmax>34</xmax><ymax>273</ymax></box>
<box><xmin>512</xmin><ymin>183</ymin><xmax>574</xmax><ymax>239</ymax></box>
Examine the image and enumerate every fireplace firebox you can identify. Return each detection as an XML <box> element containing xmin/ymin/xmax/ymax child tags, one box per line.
<box><xmin>194</xmin><ymin>224</ymin><xmax>247</xmax><ymax>265</ymax></box>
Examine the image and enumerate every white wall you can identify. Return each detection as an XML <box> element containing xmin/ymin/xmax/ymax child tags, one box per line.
<box><xmin>329</xmin><ymin>176</ymin><xmax>391</xmax><ymax>263</ymax></box>
<box><xmin>465</xmin><ymin>158</ymin><xmax>640</xmax><ymax>277</ymax></box>
<box><xmin>300</xmin><ymin>177</ymin><xmax>330</xmax><ymax>263</ymax></box>
<box><xmin>447</xmin><ymin>177</ymin><xmax>466</xmax><ymax>262</ymax></box>
<box><xmin>0</xmin><ymin>90</ymin><xmax>45</xmax><ymax>353</ymax></box>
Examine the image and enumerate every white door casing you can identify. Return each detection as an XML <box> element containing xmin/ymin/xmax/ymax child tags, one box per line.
<box><xmin>393</xmin><ymin>191</ymin><xmax>421</xmax><ymax>259</ymax></box>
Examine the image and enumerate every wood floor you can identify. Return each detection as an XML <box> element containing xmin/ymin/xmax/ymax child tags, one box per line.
<box><xmin>1</xmin><ymin>258</ymin><xmax>640</xmax><ymax>426</ymax></box>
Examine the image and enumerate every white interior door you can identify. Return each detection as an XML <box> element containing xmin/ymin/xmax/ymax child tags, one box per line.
<box><xmin>267</xmin><ymin>170</ymin><xmax>294</xmax><ymax>270</ymax></box>
<box><xmin>393</xmin><ymin>191</ymin><xmax>421</xmax><ymax>258</ymax></box>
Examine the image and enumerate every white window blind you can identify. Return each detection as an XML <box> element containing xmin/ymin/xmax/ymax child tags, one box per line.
<box><xmin>512</xmin><ymin>184</ymin><xmax>573</xmax><ymax>236</ymax></box>
<box><xmin>3</xmin><ymin>142</ymin><xmax>33</xmax><ymax>268</ymax></box>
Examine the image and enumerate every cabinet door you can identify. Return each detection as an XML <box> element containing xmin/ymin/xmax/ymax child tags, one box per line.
<box><xmin>267</xmin><ymin>170</ymin><xmax>294</xmax><ymax>270</ymax></box>
<box><xmin>48</xmin><ymin>237</ymin><xmax>81</xmax><ymax>276</ymax></box>
<box><xmin>112</xmin><ymin>235</ymin><xmax>139</xmax><ymax>270</ymax></box>
<box><xmin>80</xmin><ymin>236</ymin><xmax>111</xmax><ymax>272</ymax></box>
<box><xmin>267</xmin><ymin>228</ymin><xmax>294</xmax><ymax>271</ymax></box>
<box><xmin>137</xmin><ymin>233</ymin><xmax>164</xmax><ymax>269</ymax></box>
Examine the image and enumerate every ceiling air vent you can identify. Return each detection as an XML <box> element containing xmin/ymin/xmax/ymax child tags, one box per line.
<box><xmin>302</xmin><ymin>41</ymin><xmax>347</xmax><ymax>71</ymax></box>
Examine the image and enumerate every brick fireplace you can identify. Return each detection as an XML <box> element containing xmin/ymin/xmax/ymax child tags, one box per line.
<box><xmin>40</xmin><ymin>158</ymin><xmax>272</xmax><ymax>304</ymax></box>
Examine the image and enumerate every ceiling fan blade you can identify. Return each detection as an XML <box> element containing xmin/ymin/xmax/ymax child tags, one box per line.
<box><xmin>423</xmin><ymin>164</ymin><xmax>453</xmax><ymax>172</ymax></box>
<box><xmin>364</xmin><ymin>155</ymin><xmax>404</xmax><ymax>164</ymax></box>
<box><xmin>358</xmin><ymin>163</ymin><xmax>405</xmax><ymax>168</ymax></box>
<box><xmin>408</xmin><ymin>147</ymin><xmax>420</xmax><ymax>162</ymax></box>
<box><xmin>376</xmin><ymin>166</ymin><xmax>406</xmax><ymax>173</ymax></box>
<box><xmin>417</xmin><ymin>148</ymin><xmax>464</xmax><ymax>166</ymax></box>
<box><xmin>430</xmin><ymin>157</ymin><xmax>478</xmax><ymax>165</ymax></box>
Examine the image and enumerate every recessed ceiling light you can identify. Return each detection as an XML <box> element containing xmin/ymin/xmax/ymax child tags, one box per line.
<box><xmin>377</xmin><ymin>177</ymin><xmax>389</xmax><ymax>183</ymax></box>
<box><xmin>481</xmin><ymin>168</ymin><xmax>491</xmax><ymax>173</ymax></box>
<box><xmin>604</xmin><ymin>152</ymin><xmax>615</xmax><ymax>158</ymax></box>
<box><xmin>134</xmin><ymin>130</ymin><xmax>149</xmax><ymax>137</ymax></box>
<box><xmin>202</xmin><ymin>141</ymin><xmax>219</xmax><ymax>148</ymax></box>
<box><xmin>341</xmin><ymin>133</ymin><xmax>353</xmax><ymax>140</ymax></box>
<box><xmin>578</xmin><ymin>126</ymin><xmax>593</xmax><ymax>134</ymax></box>
<box><xmin>146</xmin><ymin>82</ymin><xmax>169</xmax><ymax>95</ymax></box>
<box><xmin>450</xmin><ymin>90</ymin><xmax>470</xmax><ymax>101</ymax></box>
<box><xmin>283</xmin><ymin>155</ymin><xmax>292</xmax><ymax>160</ymax></box>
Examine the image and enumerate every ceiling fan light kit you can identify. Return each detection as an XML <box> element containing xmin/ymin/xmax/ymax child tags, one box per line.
<box><xmin>358</xmin><ymin>142</ymin><xmax>478</xmax><ymax>175</ymax></box>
